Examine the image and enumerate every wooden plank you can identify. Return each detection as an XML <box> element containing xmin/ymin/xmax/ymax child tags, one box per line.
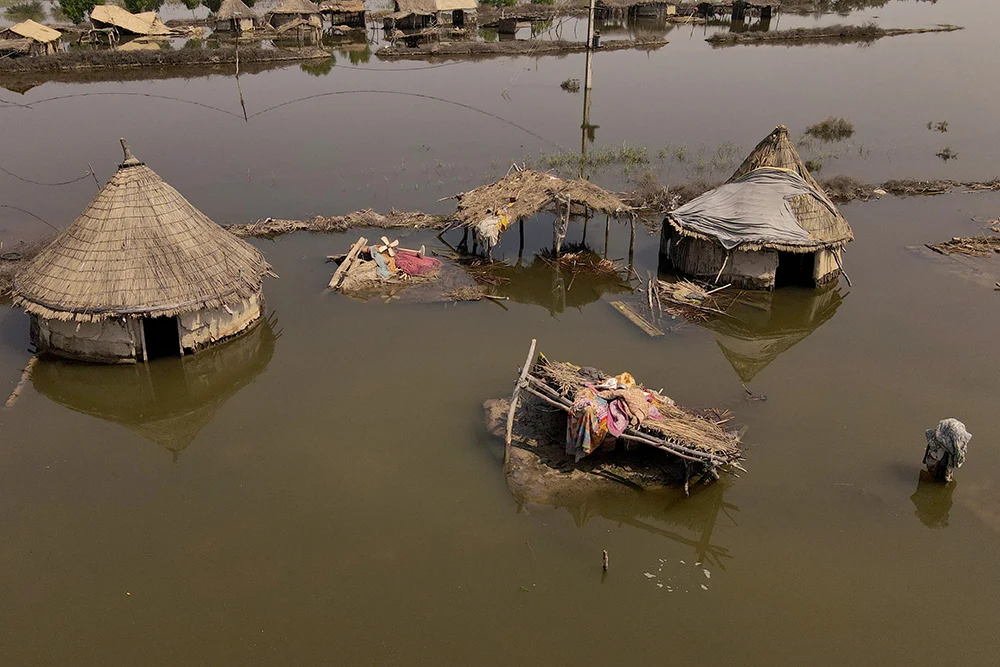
<box><xmin>328</xmin><ymin>236</ymin><xmax>367</xmax><ymax>290</ymax></box>
<box><xmin>504</xmin><ymin>338</ymin><xmax>537</xmax><ymax>471</ymax></box>
<box><xmin>610</xmin><ymin>301</ymin><xmax>664</xmax><ymax>337</ymax></box>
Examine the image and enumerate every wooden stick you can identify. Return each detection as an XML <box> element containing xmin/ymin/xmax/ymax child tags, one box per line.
<box><xmin>4</xmin><ymin>355</ymin><xmax>38</xmax><ymax>408</ymax></box>
<box><xmin>833</xmin><ymin>251</ymin><xmax>853</xmax><ymax>287</ymax></box>
<box><xmin>610</xmin><ymin>300</ymin><xmax>664</xmax><ymax>337</ymax></box>
<box><xmin>328</xmin><ymin>236</ymin><xmax>367</xmax><ymax>290</ymax></box>
<box><xmin>714</xmin><ymin>252</ymin><xmax>729</xmax><ymax>284</ymax></box>
<box><xmin>505</xmin><ymin>338</ymin><xmax>537</xmax><ymax>470</ymax></box>
<box><xmin>602</xmin><ymin>550</ymin><xmax>609</xmax><ymax>571</ymax></box>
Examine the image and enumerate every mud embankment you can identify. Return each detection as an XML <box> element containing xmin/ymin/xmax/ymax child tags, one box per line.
<box><xmin>0</xmin><ymin>46</ymin><xmax>329</xmax><ymax>76</ymax></box>
<box><xmin>375</xmin><ymin>37</ymin><xmax>668</xmax><ymax>61</ymax></box>
<box><xmin>707</xmin><ymin>23</ymin><xmax>962</xmax><ymax>46</ymax></box>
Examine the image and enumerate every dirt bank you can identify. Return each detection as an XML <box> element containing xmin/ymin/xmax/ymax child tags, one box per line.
<box><xmin>375</xmin><ymin>37</ymin><xmax>668</xmax><ymax>61</ymax></box>
<box><xmin>226</xmin><ymin>209</ymin><xmax>450</xmax><ymax>238</ymax></box>
<box><xmin>0</xmin><ymin>46</ymin><xmax>330</xmax><ymax>77</ymax></box>
<box><xmin>707</xmin><ymin>23</ymin><xmax>962</xmax><ymax>46</ymax></box>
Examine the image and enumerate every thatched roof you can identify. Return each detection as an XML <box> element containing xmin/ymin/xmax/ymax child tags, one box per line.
<box><xmin>0</xmin><ymin>38</ymin><xmax>31</xmax><ymax>55</ymax></box>
<box><xmin>12</xmin><ymin>140</ymin><xmax>271</xmax><ymax>323</ymax></box>
<box><xmin>396</xmin><ymin>0</ymin><xmax>477</xmax><ymax>14</ymax></box>
<box><xmin>319</xmin><ymin>0</ymin><xmax>366</xmax><ymax>12</ymax></box>
<box><xmin>216</xmin><ymin>0</ymin><xmax>258</xmax><ymax>20</ymax></box>
<box><xmin>454</xmin><ymin>169</ymin><xmax>630</xmax><ymax>228</ymax></box>
<box><xmin>90</xmin><ymin>6</ymin><xmax>170</xmax><ymax>36</ymax></box>
<box><xmin>271</xmin><ymin>0</ymin><xmax>321</xmax><ymax>14</ymax></box>
<box><xmin>5</xmin><ymin>20</ymin><xmax>61</xmax><ymax>44</ymax></box>
<box><xmin>667</xmin><ymin>125</ymin><xmax>854</xmax><ymax>253</ymax></box>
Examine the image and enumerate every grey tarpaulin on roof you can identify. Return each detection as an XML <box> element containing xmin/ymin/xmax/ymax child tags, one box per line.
<box><xmin>670</xmin><ymin>168</ymin><xmax>839</xmax><ymax>250</ymax></box>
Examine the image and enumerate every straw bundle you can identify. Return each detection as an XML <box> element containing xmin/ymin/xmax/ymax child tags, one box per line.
<box><xmin>12</xmin><ymin>140</ymin><xmax>271</xmax><ymax>322</ymax></box>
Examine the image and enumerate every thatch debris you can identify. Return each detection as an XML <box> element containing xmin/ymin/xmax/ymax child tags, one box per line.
<box><xmin>228</xmin><ymin>209</ymin><xmax>449</xmax><ymax>238</ymax></box>
<box><xmin>375</xmin><ymin>36</ymin><xmax>668</xmax><ymax>60</ymax></box>
<box><xmin>706</xmin><ymin>23</ymin><xmax>963</xmax><ymax>46</ymax></box>
<box><xmin>926</xmin><ymin>236</ymin><xmax>1000</xmax><ymax>257</ymax></box>
<box><xmin>502</xmin><ymin>343</ymin><xmax>745</xmax><ymax>494</ymax></box>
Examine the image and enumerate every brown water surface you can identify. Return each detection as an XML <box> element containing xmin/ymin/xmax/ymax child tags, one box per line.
<box><xmin>2</xmin><ymin>1</ymin><xmax>1000</xmax><ymax>664</ymax></box>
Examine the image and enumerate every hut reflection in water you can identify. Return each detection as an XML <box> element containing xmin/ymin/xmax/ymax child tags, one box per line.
<box><xmin>31</xmin><ymin>315</ymin><xmax>279</xmax><ymax>460</ymax></box>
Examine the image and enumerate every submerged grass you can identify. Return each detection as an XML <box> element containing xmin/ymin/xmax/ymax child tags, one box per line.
<box><xmin>805</xmin><ymin>117</ymin><xmax>855</xmax><ymax>143</ymax></box>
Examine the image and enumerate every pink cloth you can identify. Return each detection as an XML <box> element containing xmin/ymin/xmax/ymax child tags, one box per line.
<box><xmin>395</xmin><ymin>250</ymin><xmax>441</xmax><ymax>276</ymax></box>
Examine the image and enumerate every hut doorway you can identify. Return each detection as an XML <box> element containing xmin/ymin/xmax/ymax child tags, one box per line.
<box><xmin>775</xmin><ymin>251</ymin><xmax>815</xmax><ymax>288</ymax></box>
<box><xmin>142</xmin><ymin>316</ymin><xmax>181</xmax><ymax>359</ymax></box>
<box><xmin>453</xmin><ymin>10</ymin><xmax>465</xmax><ymax>27</ymax></box>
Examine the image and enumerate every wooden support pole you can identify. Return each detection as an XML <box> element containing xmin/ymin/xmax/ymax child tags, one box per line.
<box><xmin>518</xmin><ymin>219</ymin><xmax>525</xmax><ymax>261</ymax></box>
<box><xmin>604</xmin><ymin>214</ymin><xmax>610</xmax><ymax>258</ymax></box>
<box><xmin>4</xmin><ymin>355</ymin><xmax>38</xmax><ymax>408</ymax></box>
<box><xmin>714</xmin><ymin>252</ymin><xmax>729</xmax><ymax>284</ymax></box>
<box><xmin>504</xmin><ymin>338</ymin><xmax>537</xmax><ymax>471</ymax></box>
<box><xmin>628</xmin><ymin>216</ymin><xmax>636</xmax><ymax>267</ymax></box>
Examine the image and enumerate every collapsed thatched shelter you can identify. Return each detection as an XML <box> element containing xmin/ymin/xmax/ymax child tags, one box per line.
<box><xmin>596</xmin><ymin>0</ymin><xmax>677</xmax><ymax>19</ymax></box>
<box><xmin>11</xmin><ymin>140</ymin><xmax>272</xmax><ymax>364</ymax></box>
<box><xmin>386</xmin><ymin>0</ymin><xmax>477</xmax><ymax>30</ymax></box>
<box><xmin>501</xmin><ymin>341</ymin><xmax>745</xmax><ymax>496</ymax></box>
<box><xmin>452</xmin><ymin>169</ymin><xmax>632</xmax><ymax>259</ymax></box>
<box><xmin>319</xmin><ymin>0</ymin><xmax>366</xmax><ymax>27</ymax></box>
<box><xmin>90</xmin><ymin>5</ymin><xmax>171</xmax><ymax>36</ymax></box>
<box><xmin>660</xmin><ymin>125</ymin><xmax>854</xmax><ymax>290</ymax></box>
<box><xmin>0</xmin><ymin>20</ymin><xmax>62</xmax><ymax>56</ymax></box>
<box><xmin>269</xmin><ymin>0</ymin><xmax>323</xmax><ymax>29</ymax></box>
<box><xmin>215</xmin><ymin>0</ymin><xmax>258</xmax><ymax>33</ymax></box>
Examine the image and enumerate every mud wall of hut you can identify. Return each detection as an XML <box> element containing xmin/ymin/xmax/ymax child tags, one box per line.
<box><xmin>31</xmin><ymin>314</ymin><xmax>139</xmax><ymax>363</ymax></box>
<box><xmin>661</xmin><ymin>231</ymin><xmax>778</xmax><ymax>290</ymax></box>
<box><xmin>813</xmin><ymin>248</ymin><xmax>841</xmax><ymax>285</ymax></box>
<box><xmin>178</xmin><ymin>293</ymin><xmax>263</xmax><ymax>352</ymax></box>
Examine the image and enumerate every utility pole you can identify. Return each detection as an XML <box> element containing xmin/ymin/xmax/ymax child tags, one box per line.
<box><xmin>580</xmin><ymin>0</ymin><xmax>597</xmax><ymax>180</ymax></box>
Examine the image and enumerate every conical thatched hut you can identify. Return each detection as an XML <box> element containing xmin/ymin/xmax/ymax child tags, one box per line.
<box><xmin>215</xmin><ymin>0</ymin><xmax>258</xmax><ymax>33</ymax></box>
<box><xmin>12</xmin><ymin>140</ymin><xmax>272</xmax><ymax>364</ymax></box>
<box><xmin>660</xmin><ymin>125</ymin><xmax>854</xmax><ymax>290</ymax></box>
<box><xmin>269</xmin><ymin>0</ymin><xmax>323</xmax><ymax>29</ymax></box>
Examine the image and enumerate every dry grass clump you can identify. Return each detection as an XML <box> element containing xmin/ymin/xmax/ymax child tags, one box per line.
<box><xmin>805</xmin><ymin>117</ymin><xmax>855</xmax><ymax>143</ymax></box>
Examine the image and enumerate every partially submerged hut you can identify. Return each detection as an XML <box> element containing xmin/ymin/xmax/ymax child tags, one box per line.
<box><xmin>215</xmin><ymin>0</ymin><xmax>258</xmax><ymax>33</ymax></box>
<box><xmin>0</xmin><ymin>20</ymin><xmax>62</xmax><ymax>56</ymax></box>
<box><xmin>452</xmin><ymin>169</ymin><xmax>632</xmax><ymax>259</ymax></box>
<box><xmin>595</xmin><ymin>0</ymin><xmax>677</xmax><ymax>19</ymax></box>
<box><xmin>386</xmin><ymin>0</ymin><xmax>477</xmax><ymax>30</ymax></box>
<box><xmin>89</xmin><ymin>5</ymin><xmax>171</xmax><ymax>36</ymax></box>
<box><xmin>11</xmin><ymin>140</ymin><xmax>273</xmax><ymax>364</ymax></box>
<box><xmin>660</xmin><ymin>125</ymin><xmax>854</xmax><ymax>290</ymax></box>
<box><xmin>319</xmin><ymin>0</ymin><xmax>367</xmax><ymax>27</ymax></box>
<box><xmin>269</xmin><ymin>0</ymin><xmax>323</xmax><ymax>29</ymax></box>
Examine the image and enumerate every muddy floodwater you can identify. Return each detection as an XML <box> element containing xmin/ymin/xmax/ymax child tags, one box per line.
<box><xmin>3</xmin><ymin>0</ymin><xmax>1000</xmax><ymax>665</ymax></box>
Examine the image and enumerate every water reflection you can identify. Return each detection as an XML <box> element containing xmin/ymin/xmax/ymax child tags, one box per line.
<box><xmin>701</xmin><ymin>285</ymin><xmax>847</xmax><ymax>383</ymax></box>
<box><xmin>518</xmin><ymin>477</ymin><xmax>738</xmax><ymax>568</ymax></box>
<box><xmin>486</xmin><ymin>249</ymin><xmax>634</xmax><ymax>315</ymax></box>
<box><xmin>910</xmin><ymin>470</ymin><xmax>955</xmax><ymax>528</ymax></box>
<box><xmin>31</xmin><ymin>315</ymin><xmax>278</xmax><ymax>460</ymax></box>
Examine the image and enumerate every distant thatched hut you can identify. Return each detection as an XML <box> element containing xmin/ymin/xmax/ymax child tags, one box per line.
<box><xmin>386</xmin><ymin>0</ymin><xmax>477</xmax><ymax>30</ymax></box>
<box><xmin>11</xmin><ymin>140</ymin><xmax>272</xmax><ymax>364</ymax></box>
<box><xmin>660</xmin><ymin>125</ymin><xmax>854</xmax><ymax>290</ymax></box>
<box><xmin>319</xmin><ymin>0</ymin><xmax>366</xmax><ymax>27</ymax></box>
<box><xmin>215</xmin><ymin>0</ymin><xmax>258</xmax><ymax>33</ymax></box>
<box><xmin>269</xmin><ymin>0</ymin><xmax>323</xmax><ymax>29</ymax></box>
<box><xmin>0</xmin><ymin>20</ymin><xmax>62</xmax><ymax>56</ymax></box>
